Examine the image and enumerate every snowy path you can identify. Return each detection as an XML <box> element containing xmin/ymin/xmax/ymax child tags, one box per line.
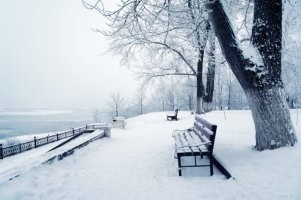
<box><xmin>0</xmin><ymin>111</ymin><xmax>300</xmax><ymax>200</ymax></box>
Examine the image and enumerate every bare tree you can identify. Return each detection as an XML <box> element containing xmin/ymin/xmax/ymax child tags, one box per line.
<box><xmin>155</xmin><ymin>79</ymin><xmax>167</xmax><ymax>111</ymax></box>
<box><xmin>109</xmin><ymin>92</ymin><xmax>124</xmax><ymax>117</ymax></box>
<box><xmin>135</xmin><ymin>85</ymin><xmax>146</xmax><ymax>115</ymax></box>
<box><xmin>83</xmin><ymin>0</ymin><xmax>213</xmax><ymax>114</ymax></box>
<box><xmin>282</xmin><ymin>1</ymin><xmax>301</xmax><ymax>109</ymax></box>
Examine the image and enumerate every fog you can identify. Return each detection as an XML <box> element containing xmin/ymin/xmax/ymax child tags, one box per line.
<box><xmin>0</xmin><ymin>0</ymin><xmax>137</xmax><ymax>110</ymax></box>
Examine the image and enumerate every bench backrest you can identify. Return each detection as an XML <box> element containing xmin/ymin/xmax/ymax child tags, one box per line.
<box><xmin>193</xmin><ymin>115</ymin><xmax>217</xmax><ymax>153</ymax></box>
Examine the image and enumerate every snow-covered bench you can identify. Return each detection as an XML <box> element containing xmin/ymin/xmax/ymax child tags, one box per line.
<box><xmin>172</xmin><ymin>115</ymin><xmax>217</xmax><ymax>176</ymax></box>
<box><xmin>167</xmin><ymin>109</ymin><xmax>179</xmax><ymax>121</ymax></box>
<box><xmin>112</xmin><ymin>117</ymin><xmax>125</xmax><ymax>129</ymax></box>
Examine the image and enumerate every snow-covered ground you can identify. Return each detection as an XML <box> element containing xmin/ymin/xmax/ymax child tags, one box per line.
<box><xmin>0</xmin><ymin>110</ymin><xmax>300</xmax><ymax>200</ymax></box>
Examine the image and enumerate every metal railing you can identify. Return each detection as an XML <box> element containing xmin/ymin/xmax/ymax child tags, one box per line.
<box><xmin>0</xmin><ymin>124</ymin><xmax>101</xmax><ymax>159</ymax></box>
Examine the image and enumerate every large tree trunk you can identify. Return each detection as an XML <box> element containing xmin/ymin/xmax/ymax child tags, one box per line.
<box><xmin>195</xmin><ymin>22</ymin><xmax>211</xmax><ymax>114</ymax></box>
<box><xmin>188</xmin><ymin>1</ymin><xmax>211</xmax><ymax>114</ymax></box>
<box><xmin>206</xmin><ymin>0</ymin><xmax>297</xmax><ymax>150</ymax></box>
<box><xmin>196</xmin><ymin>56</ymin><xmax>205</xmax><ymax>114</ymax></box>
<box><xmin>245</xmin><ymin>87</ymin><xmax>296</xmax><ymax>150</ymax></box>
<box><xmin>203</xmin><ymin>29</ymin><xmax>216</xmax><ymax>112</ymax></box>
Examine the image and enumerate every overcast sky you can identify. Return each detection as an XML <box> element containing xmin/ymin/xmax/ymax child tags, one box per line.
<box><xmin>0</xmin><ymin>0</ymin><xmax>138</xmax><ymax>110</ymax></box>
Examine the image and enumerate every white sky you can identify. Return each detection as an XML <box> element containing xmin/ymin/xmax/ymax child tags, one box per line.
<box><xmin>0</xmin><ymin>0</ymin><xmax>138</xmax><ymax>110</ymax></box>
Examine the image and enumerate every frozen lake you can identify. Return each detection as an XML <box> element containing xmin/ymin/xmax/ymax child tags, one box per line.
<box><xmin>0</xmin><ymin>109</ymin><xmax>110</xmax><ymax>139</ymax></box>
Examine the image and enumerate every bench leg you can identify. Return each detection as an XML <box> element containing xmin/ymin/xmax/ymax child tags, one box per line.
<box><xmin>177</xmin><ymin>155</ymin><xmax>182</xmax><ymax>176</ymax></box>
<box><xmin>209</xmin><ymin>155</ymin><xmax>214</xmax><ymax>176</ymax></box>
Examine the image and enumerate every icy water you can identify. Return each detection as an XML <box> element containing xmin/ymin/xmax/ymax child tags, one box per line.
<box><xmin>0</xmin><ymin>109</ymin><xmax>109</xmax><ymax>139</ymax></box>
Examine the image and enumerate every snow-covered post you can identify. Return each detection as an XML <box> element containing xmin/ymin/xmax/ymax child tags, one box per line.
<box><xmin>34</xmin><ymin>136</ymin><xmax>37</xmax><ymax>148</ymax></box>
<box><xmin>104</xmin><ymin>126</ymin><xmax>112</xmax><ymax>138</ymax></box>
<box><xmin>0</xmin><ymin>144</ymin><xmax>3</xmax><ymax>159</ymax></box>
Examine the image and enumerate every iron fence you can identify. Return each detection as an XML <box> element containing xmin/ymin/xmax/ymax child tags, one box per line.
<box><xmin>0</xmin><ymin>124</ymin><xmax>98</xmax><ymax>159</ymax></box>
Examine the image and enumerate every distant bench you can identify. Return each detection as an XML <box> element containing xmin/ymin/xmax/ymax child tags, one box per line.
<box><xmin>112</xmin><ymin>117</ymin><xmax>125</xmax><ymax>129</ymax></box>
<box><xmin>167</xmin><ymin>109</ymin><xmax>179</xmax><ymax>121</ymax></box>
<box><xmin>172</xmin><ymin>115</ymin><xmax>217</xmax><ymax>176</ymax></box>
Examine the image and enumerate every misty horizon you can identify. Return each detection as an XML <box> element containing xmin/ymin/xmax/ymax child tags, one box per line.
<box><xmin>0</xmin><ymin>0</ymin><xmax>138</xmax><ymax>109</ymax></box>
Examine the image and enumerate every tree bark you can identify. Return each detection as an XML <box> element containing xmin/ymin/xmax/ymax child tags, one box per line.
<box><xmin>206</xmin><ymin>0</ymin><xmax>297</xmax><ymax>150</ymax></box>
<box><xmin>204</xmin><ymin>29</ymin><xmax>216</xmax><ymax>112</ymax></box>
<box><xmin>188</xmin><ymin>1</ymin><xmax>210</xmax><ymax>114</ymax></box>
<box><xmin>195</xmin><ymin>22</ymin><xmax>211</xmax><ymax>114</ymax></box>
<box><xmin>251</xmin><ymin>0</ymin><xmax>282</xmax><ymax>87</ymax></box>
<box><xmin>196</xmin><ymin>51</ymin><xmax>205</xmax><ymax>114</ymax></box>
<box><xmin>245</xmin><ymin>87</ymin><xmax>296</xmax><ymax>150</ymax></box>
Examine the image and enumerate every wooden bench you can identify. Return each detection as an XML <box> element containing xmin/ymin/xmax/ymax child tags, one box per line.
<box><xmin>172</xmin><ymin>115</ymin><xmax>217</xmax><ymax>176</ymax></box>
<box><xmin>167</xmin><ymin>109</ymin><xmax>179</xmax><ymax>121</ymax></box>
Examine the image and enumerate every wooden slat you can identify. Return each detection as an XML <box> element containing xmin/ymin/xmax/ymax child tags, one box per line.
<box><xmin>173</xmin><ymin>130</ymin><xmax>210</xmax><ymax>154</ymax></box>
<box><xmin>182</xmin><ymin>132</ymin><xmax>201</xmax><ymax>153</ymax></box>
<box><xmin>194</xmin><ymin>116</ymin><xmax>218</xmax><ymax>153</ymax></box>
<box><xmin>174</xmin><ymin>132</ymin><xmax>186</xmax><ymax>151</ymax></box>
<box><xmin>193</xmin><ymin>127</ymin><xmax>211</xmax><ymax>143</ymax></box>
<box><xmin>174</xmin><ymin>132</ymin><xmax>192</xmax><ymax>153</ymax></box>
<box><xmin>188</xmin><ymin>131</ymin><xmax>209</xmax><ymax>152</ymax></box>
<box><xmin>195</xmin><ymin>115</ymin><xmax>216</xmax><ymax>130</ymax></box>
<box><xmin>194</xmin><ymin>121</ymin><xmax>213</xmax><ymax>137</ymax></box>
<box><xmin>175</xmin><ymin>132</ymin><xmax>193</xmax><ymax>153</ymax></box>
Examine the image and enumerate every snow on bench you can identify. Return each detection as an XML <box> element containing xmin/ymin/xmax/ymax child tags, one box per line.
<box><xmin>172</xmin><ymin>115</ymin><xmax>217</xmax><ymax>176</ymax></box>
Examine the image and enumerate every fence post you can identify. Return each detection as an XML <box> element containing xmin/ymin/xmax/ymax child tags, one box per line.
<box><xmin>57</xmin><ymin>133</ymin><xmax>59</xmax><ymax>141</ymax></box>
<box><xmin>0</xmin><ymin>144</ymin><xmax>3</xmax><ymax>159</ymax></box>
<box><xmin>72</xmin><ymin>128</ymin><xmax>74</xmax><ymax>135</ymax></box>
<box><xmin>34</xmin><ymin>136</ymin><xmax>37</xmax><ymax>148</ymax></box>
<box><xmin>19</xmin><ymin>143</ymin><xmax>22</xmax><ymax>153</ymax></box>
<box><xmin>47</xmin><ymin>135</ymin><xmax>49</xmax><ymax>143</ymax></box>
<box><xmin>86</xmin><ymin>124</ymin><xmax>88</xmax><ymax>130</ymax></box>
